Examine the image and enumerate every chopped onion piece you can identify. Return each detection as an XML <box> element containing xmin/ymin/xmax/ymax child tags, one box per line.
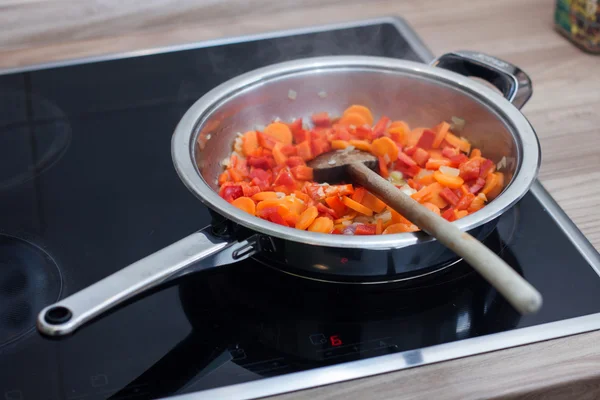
<box><xmin>388</xmin><ymin>170</ymin><xmax>404</xmax><ymax>184</ymax></box>
<box><xmin>450</xmin><ymin>116</ymin><xmax>465</xmax><ymax>133</ymax></box>
<box><xmin>221</xmin><ymin>157</ymin><xmax>231</xmax><ymax>167</ymax></box>
<box><xmin>342</xmin><ymin>220</ymin><xmax>352</xmax><ymax>226</ymax></box>
<box><xmin>497</xmin><ymin>156</ymin><xmax>507</xmax><ymax>170</ymax></box>
<box><xmin>276</xmin><ymin>192</ymin><xmax>286</xmax><ymax>199</ymax></box>
<box><xmin>318</xmin><ymin>91</ymin><xmax>327</xmax><ymax>98</ymax></box>
<box><xmin>415</xmin><ymin>169</ymin><xmax>433</xmax><ymax>181</ymax></box>
<box><xmin>383</xmin><ymin>154</ymin><xmax>391</xmax><ymax>164</ymax></box>
<box><xmin>399</xmin><ymin>184</ymin><xmax>417</xmax><ymax>196</ymax></box>
<box><xmin>342</xmin><ymin>145</ymin><xmax>356</xmax><ymax>153</ymax></box>
<box><xmin>328</xmin><ymin>159</ymin><xmax>337</xmax><ymax>165</ymax></box>
<box><xmin>478</xmin><ymin>193</ymin><xmax>488</xmax><ymax>202</ymax></box>
<box><xmin>439</xmin><ymin>166</ymin><xmax>460</xmax><ymax>177</ymax></box>
<box><xmin>206</xmin><ymin>134</ymin><xmax>212</xmax><ymax>140</ymax></box>
<box><xmin>376</xmin><ymin>210</ymin><xmax>392</xmax><ymax>222</ymax></box>
<box><xmin>288</xmin><ymin>90</ymin><xmax>297</xmax><ymax>100</ymax></box>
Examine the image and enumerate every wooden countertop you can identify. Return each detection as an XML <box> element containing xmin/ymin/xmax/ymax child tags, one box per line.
<box><xmin>2</xmin><ymin>0</ymin><xmax>600</xmax><ymax>398</ymax></box>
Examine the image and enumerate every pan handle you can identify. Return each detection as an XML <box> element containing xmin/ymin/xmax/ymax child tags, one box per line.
<box><xmin>37</xmin><ymin>226</ymin><xmax>261</xmax><ymax>337</ymax></box>
<box><xmin>431</xmin><ymin>51</ymin><xmax>533</xmax><ymax>109</ymax></box>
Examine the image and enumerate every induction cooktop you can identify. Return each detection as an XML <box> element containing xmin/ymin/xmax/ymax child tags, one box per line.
<box><xmin>1</xmin><ymin>17</ymin><xmax>600</xmax><ymax>400</ymax></box>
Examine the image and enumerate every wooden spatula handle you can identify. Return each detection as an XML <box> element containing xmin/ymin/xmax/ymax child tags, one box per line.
<box><xmin>349</xmin><ymin>162</ymin><xmax>542</xmax><ymax>315</ymax></box>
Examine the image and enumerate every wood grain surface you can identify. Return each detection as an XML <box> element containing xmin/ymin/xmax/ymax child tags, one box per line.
<box><xmin>2</xmin><ymin>0</ymin><xmax>600</xmax><ymax>399</ymax></box>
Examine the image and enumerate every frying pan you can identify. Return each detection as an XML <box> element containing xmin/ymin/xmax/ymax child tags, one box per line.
<box><xmin>37</xmin><ymin>51</ymin><xmax>540</xmax><ymax>337</ymax></box>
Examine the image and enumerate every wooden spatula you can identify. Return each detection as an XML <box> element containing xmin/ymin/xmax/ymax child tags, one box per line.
<box><xmin>308</xmin><ymin>149</ymin><xmax>542</xmax><ymax>315</ymax></box>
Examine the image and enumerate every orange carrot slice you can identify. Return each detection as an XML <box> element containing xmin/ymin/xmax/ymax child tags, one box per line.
<box><xmin>296</xmin><ymin>206</ymin><xmax>318</xmax><ymax>230</ymax></box>
<box><xmin>444</xmin><ymin>132</ymin><xmax>471</xmax><ymax>154</ymax></box>
<box><xmin>342</xmin><ymin>196</ymin><xmax>373</xmax><ymax>216</ymax></box>
<box><xmin>361</xmin><ymin>191</ymin><xmax>386</xmax><ymax>213</ymax></box>
<box><xmin>470</xmin><ymin>148</ymin><xmax>482</xmax><ymax>159</ymax></box>
<box><xmin>348</xmin><ymin>139</ymin><xmax>372</xmax><ymax>152</ymax></box>
<box><xmin>231</xmin><ymin>197</ymin><xmax>256</xmax><ymax>215</ymax></box>
<box><xmin>264</xmin><ymin>122</ymin><xmax>293</xmax><ymax>144</ymax></box>
<box><xmin>433</xmin><ymin>171</ymin><xmax>465</xmax><ymax>189</ymax></box>
<box><xmin>331</xmin><ymin>140</ymin><xmax>350</xmax><ymax>150</ymax></box>
<box><xmin>252</xmin><ymin>192</ymin><xmax>279</xmax><ymax>201</ymax></box>
<box><xmin>242</xmin><ymin>131</ymin><xmax>259</xmax><ymax>156</ymax></box>
<box><xmin>371</xmin><ymin>136</ymin><xmax>399</xmax><ymax>162</ymax></box>
<box><xmin>272</xmin><ymin>143</ymin><xmax>288</xmax><ymax>165</ymax></box>
<box><xmin>308</xmin><ymin>216</ymin><xmax>334</xmax><ymax>233</ymax></box>
<box><xmin>455</xmin><ymin>210</ymin><xmax>469</xmax><ymax>219</ymax></box>
<box><xmin>376</xmin><ymin>218</ymin><xmax>384</xmax><ymax>235</ymax></box>
<box><xmin>383</xmin><ymin>223</ymin><xmax>419</xmax><ymax>234</ymax></box>
<box><xmin>432</xmin><ymin>122</ymin><xmax>450</xmax><ymax>148</ymax></box>
<box><xmin>256</xmin><ymin>199</ymin><xmax>289</xmax><ymax>213</ymax></box>
<box><xmin>343</xmin><ymin>105</ymin><xmax>374</xmax><ymax>126</ymax></box>
<box><xmin>339</xmin><ymin>112</ymin><xmax>369</xmax><ymax>127</ymax></box>
<box><xmin>482</xmin><ymin>172</ymin><xmax>504</xmax><ymax>200</ymax></box>
<box><xmin>423</xmin><ymin>202</ymin><xmax>441</xmax><ymax>215</ymax></box>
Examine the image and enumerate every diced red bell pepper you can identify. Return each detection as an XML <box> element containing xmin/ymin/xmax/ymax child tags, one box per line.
<box><xmin>219</xmin><ymin>183</ymin><xmax>244</xmax><ymax>202</ymax></box>
<box><xmin>412</xmin><ymin>147</ymin><xmax>431</xmax><ymax>167</ymax></box>
<box><xmin>273</xmin><ymin>168</ymin><xmax>296</xmax><ymax>190</ymax></box>
<box><xmin>331</xmin><ymin>228</ymin><xmax>343</xmax><ymax>235</ymax></box>
<box><xmin>290</xmin><ymin>165</ymin><xmax>314</xmax><ymax>181</ymax></box>
<box><xmin>259</xmin><ymin>207</ymin><xmax>289</xmax><ymax>226</ymax></box>
<box><xmin>449</xmin><ymin>153</ymin><xmax>469</xmax><ymax>167</ymax></box>
<box><xmin>404</xmin><ymin>146</ymin><xmax>417</xmax><ymax>156</ymax></box>
<box><xmin>459</xmin><ymin>158</ymin><xmax>482</xmax><ymax>181</ymax></box>
<box><xmin>479</xmin><ymin>159</ymin><xmax>495</xmax><ymax>177</ymax></box>
<box><xmin>250</xmin><ymin>177</ymin><xmax>270</xmax><ymax>191</ymax></box>
<box><xmin>442</xmin><ymin>146</ymin><xmax>460</xmax><ymax>158</ymax></box>
<box><xmin>355</xmin><ymin>224</ymin><xmax>377</xmax><ymax>235</ymax></box>
<box><xmin>456</xmin><ymin>193</ymin><xmax>476</xmax><ymax>210</ymax></box>
<box><xmin>355</xmin><ymin>125</ymin><xmax>372</xmax><ymax>140</ymax></box>
<box><xmin>280</xmin><ymin>144</ymin><xmax>297</xmax><ymax>156</ymax></box>
<box><xmin>469</xmin><ymin>177</ymin><xmax>487</xmax><ymax>194</ymax></box>
<box><xmin>416</xmin><ymin>129</ymin><xmax>436</xmax><ymax>149</ymax></box>
<box><xmin>286</xmin><ymin>156</ymin><xmax>306</xmax><ymax>168</ymax></box>
<box><xmin>395</xmin><ymin>162</ymin><xmax>421</xmax><ymax>178</ymax></box>
<box><xmin>407</xmin><ymin>179</ymin><xmax>423</xmax><ymax>191</ymax></box>
<box><xmin>333</xmin><ymin>125</ymin><xmax>351</xmax><ymax>141</ymax></box>
<box><xmin>378</xmin><ymin>156</ymin><xmax>389</xmax><ymax>178</ymax></box>
<box><xmin>257</xmin><ymin>132</ymin><xmax>278</xmax><ymax>149</ymax></box>
<box><xmin>310</xmin><ymin>138</ymin><xmax>331</xmax><ymax>158</ymax></box>
<box><xmin>296</xmin><ymin>141</ymin><xmax>313</xmax><ymax>161</ymax></box>
<box><xmin>442</xmin><ymin>207</ymin><xmax>457</xmax><ymax>221</ymax></box>
<box><xmin>397</xmin><ymin>151</ymin><xmax>417</xmax><ymax>167</ymax></box>
<box><xmin>247</xmin><ymin>155</ymin><xmax>275</xmax><ymax>170</ymax></box>
<box><xmin>317</xmin><ymin>202</ymin><xmax>338</xmax><ymax>219</ymax></box>
<box><xmin>241</xmin><ymin>183</ymin><xmax>261</xmax><ymax>198</ymax></box>
<box><xmin>439</xmin><ymin>187</ymin><xmax>460</xmax><ymax>206</ymax></box>
<box><xmin>325</xmin><ymin>196</ymin><xmax>346</xmax><ymax>216</ymax></box>
<box><xmin>371</xmin><ymin>116</ymin><xmax>390</xmax><ymax>139</ymax></box>
<box><xmin>312</xmin><ymin>112</ymin><xmax>331</xmax><ymax>127</ymax></box>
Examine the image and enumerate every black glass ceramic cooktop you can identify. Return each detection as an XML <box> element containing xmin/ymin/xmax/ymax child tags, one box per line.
<box><xmin>1</xmin><ymin>18</ymin><xmax>600</xmax><ymax>400</ymax></box>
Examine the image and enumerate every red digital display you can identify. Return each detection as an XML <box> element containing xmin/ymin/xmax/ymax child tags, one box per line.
<box><xmin>329</xmin><ymin>335</ymin><xmax>342</xmax><ymax>346</ymax></box>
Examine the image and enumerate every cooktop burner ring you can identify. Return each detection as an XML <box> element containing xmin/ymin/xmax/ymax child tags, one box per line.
<box><xmin>0</xmin><ymin>234</ymin><xmax>63</xmax><ymax>348</ymax></box>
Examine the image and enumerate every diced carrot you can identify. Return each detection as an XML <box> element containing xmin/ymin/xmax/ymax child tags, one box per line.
<box><xmin>339</xmin><ymin>112</ymin><xmax>370</xmax><ymax>127</ymax></box>
<box><xmin>331</xmin><ymin>140</ymin><xmax>350</xmax><ymax>150</ymax></box>
<box><xmin>296</xmin><ymin>206</ymin><xmax>319</xmax><ymax>230</ymax></box>
<box><xmin>218</xmin><ymin>171</ymin><xmax>230</xmax><ymax>185</ymax></box>
<box><xmin>360</xmin><ymin>191</ymin><xmax>387</xmax><ymax>213</ymax></box>
<box><xmin>293</xmin><ymin>190</ymin><xmax>311</xmax><ymax>203</ymax></box>
<box><xmin>470</xmin><ymin>148</ymin><xmax>482</xmax><ymax>159</ymax></box>
<box><xmin>455</xmin><ymin>210</ymin><xmax>469</xmax><ymax>219</ymax></box>
<box><xmin>280</xmin><ymin>144</ymin><xmax>297</xmax><ymax>156</ymax></box>
<box><xmin>378</xmin><ymin>156</ymin><xmax>389</xmax><ymax>178</ymax></box>
<box><xmin>257</xmin><ymin>132</ymin><xmax>277</xmax><ymax>150</ymax></box>
<box><xmin>325</xmin><ymin>196</ymin><xmax>347</xmax><ymax>216</ymax></box>
<box><xmin>284</xmin><ymin>195</ymin><xmax>307</xmax><ymax>215</ymax></box>
<box><xmin>308</xmin><ymin>216</ymin><xmax>334</xmax><ymax>233</ymax></box>
<box><xmin>412</xmin><ymin>182</ymin><xmax>447</xmax><ymax>208</ymax></box>
<box><xmin>423</xmin><ymin>202</ymin><xmax>441</xmax><ymax>215</ymax></box>
<box><xmin>252</xmin><ymin>191</ymin><xmax>279</xmax><ymax>201</ymax></box>
<box><xmin>444</xmin><ymin>132</ymin><xmax>471</xmax><ymax>154</ymax></box>
<box><xmin>412</xmin><ymin>147</ymin><xmax>431</xmax><ymax>167</ymax></box>
<box><xmin>433</xmin><ymin>171</ymin><xmax>465</xmax><ymax>189</ymax></box>
<box><xmin>432</xmin><ymin>121</ymin><xmax>450</xmax><ymax>148</ymax></box>
<box><xmin>351</xmin><ymin>187</ymin><xmax>366</xmax><ymax>203</ymax></box>
<box><xmin>425</xmin><ymin>158</ymin><xmax>451</xmax><ymax>170</ymax></box>
<box><xmin>376</xmin><ymin>218</ymin><xmax>384</xmax><ymax>235</ymax></box>
<box><xmin>342</xmin><ymin>196</ymin><xmax>373</xmax><ymax>216</ymax></box>
<box><xmin>256</xmin><ymin>199</ymin><xmax>289</xmax><ymax>214</ymax></box>
<box><xmin>349</xmin><ymin>139</ymin><xmax>372</xmax><ymax>152</ymax></box>
<box><xmin>342</xmin><ymin>105</ymin><xmax>374</xmax><ymax>126</ymax></box>
<box><xmin>242</xmin><ymin>131</ymin><xmax>259</xmax><ymax>157</ymax></box>
<box><xmin>272</xmin><ymin>143</ymin><xmax>288</xmax><ymax>165</ymax></box>
<box><xmin>407</xmin><ymin>179</ymin><xmax>423</xmax><ymax>191</ymax></box>
<box><xmin>468</xmin><ymin>194</ymin><xmax>486</xmax><ymax>213</ymax></box>
<box><xmin>383</xmin><ymin>223</ymin><xmax>419</xmax><ymax>234</ymax></box>
<box><xmin>290</xmin><ymin>165</ymin><xmax>313</xmax><ymax>181</ymax></box>
<box><xmin>334</xmin><ymin>211</ymin><xmax>358</xmax><ymax>224</ymax></box>
<box><xmin>231</xmin><ymin>196</ymin><xmax>256</xmax><ymax>215</ymax></box>
<box><xmin>482</xmin><ymin>172</ymin><xmax>504</xmax><ymax>200</ymax></box>
<box><xmin>264</xmin><ymin>122</ymin><xmax>293</xmax><ymax>144</ymax></box>
<box><xmin>228</xmin><ymin>168</ymin><xmax>244</xmax><ymax>182</ymax></box>
<box><xmin>417</xmin><ymin>173</ymin><xmax>436</xmax><ymax>185</ymax></box>
<box><xmin>388</xmin><ymin>207</ymin><xmax>412</xmax><ymax>225</ymax></box>
<box><xmin>371</xmin><ymin>136</ymin><xmax>399</xmax><ymax>162</ymax></box>
<box><xmin>296</xmin><ymin>140</ymin><xmax>313</xmax><ymax>161</ymax></box>
<box><xmin>279</xmin><ymin>207</ymin><xmax>299</xmax><ymax>226</ymax></box>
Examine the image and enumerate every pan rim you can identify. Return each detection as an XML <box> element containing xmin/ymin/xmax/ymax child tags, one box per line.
<box><xmin>172</xmin><ymin>55</ymin><xmax>540</xmax><ymax>250</ymax></box>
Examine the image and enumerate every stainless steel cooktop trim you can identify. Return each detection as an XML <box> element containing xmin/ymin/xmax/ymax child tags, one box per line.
<box><xmin>4</xmin><ymin>15</ymin><xmax>597</xmax><ymax>400</ymax></box>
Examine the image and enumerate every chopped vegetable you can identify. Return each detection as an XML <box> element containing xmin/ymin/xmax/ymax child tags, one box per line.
<box><xmin>218</xmin><ymin>108</ymin><xmax>505</xmax><ymax>235</ymax></box>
